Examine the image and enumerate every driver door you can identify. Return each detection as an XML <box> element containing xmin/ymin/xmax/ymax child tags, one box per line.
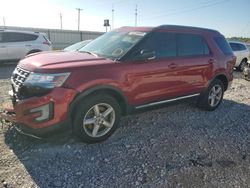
<box><xmin>126</xmin><ymin>31</ymin><xmax>185</xmax><ymax>105</ymax></box>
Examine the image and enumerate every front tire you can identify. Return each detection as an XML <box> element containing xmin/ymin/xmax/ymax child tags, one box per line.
<box><xmin>198</xmin><ymin>79</ymin><xmax>224</xmax><ymax>111</ymax></box>
<box><xmin>73</xmin><ymin>94</ymin><xmax>121</xmax><ymax>143</ymax></box>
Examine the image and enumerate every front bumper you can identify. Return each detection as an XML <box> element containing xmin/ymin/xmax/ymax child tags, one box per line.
<box><xmin>0</xmin><ymin>87</ymin><xmax>78</xmax><ymax>137</ymax></box>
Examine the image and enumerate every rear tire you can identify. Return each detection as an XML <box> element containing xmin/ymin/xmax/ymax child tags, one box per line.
<box><xmin>73</xmin><ymin>94</ymin><xmax>121</xmax><ymax>143</ymax></box>
<box><xmin>198</xmin><ymin>79</ymin><xmax>224</xmax><ymax>111</ymax></box>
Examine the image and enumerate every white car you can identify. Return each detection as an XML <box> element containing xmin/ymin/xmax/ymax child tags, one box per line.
<box><xmin>228</xmin><ymin>41</ymin><xmax>249</xmax><ymax>71</ymax></box>
<box><xmin>0</xmin><ymin>30</ymin><xmax>52</xmax><ymax>62</ymax></box>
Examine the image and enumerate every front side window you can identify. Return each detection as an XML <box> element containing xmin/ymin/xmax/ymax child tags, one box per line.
<box><xmin>79</xmin><ymin>31</ymin><xmax>147</xmax><ymax>60</ymax></box>
<box><xmin>177</xmin><ymin>34</ymin><xmax>209</xmax><ymax>56</ymax></box>
<box><xmin>126</xmin><ymin>32</ymin><xmax>177</xmax><ymax>61</ymax></box>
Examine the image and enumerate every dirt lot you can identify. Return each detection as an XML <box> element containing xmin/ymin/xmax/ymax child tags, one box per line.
<box><xmin>0</xmin><ymin>65</ymin><xmax>250</xmax><ymax>188</ymax></box>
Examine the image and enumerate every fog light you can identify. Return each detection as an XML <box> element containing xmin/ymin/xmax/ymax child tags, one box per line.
<box><xmin>30</xmin><ymin>102</ymin><xmax>54</xmax><ymax>122</ymax></box>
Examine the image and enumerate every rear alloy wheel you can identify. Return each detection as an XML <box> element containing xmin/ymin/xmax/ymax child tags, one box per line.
<box><xmin>73</xmin><ymin>94</ymin><xmax>121</xmax><ymax>143</ymax></box>
<box><xmin>208</xmin><ymin>85</ymin><xmax>222</xmax><ymax>107</ymax></box>
<box><xmin>198</xmin><ymin>79</ymin><xmax>224</xmax><ymax>111</ymax></box>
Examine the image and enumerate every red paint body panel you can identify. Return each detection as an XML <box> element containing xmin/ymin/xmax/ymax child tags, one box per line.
<box><xmin>14</xmin><ymin>88</ymin><xmax>77</xmax><ymax>129</ymax></box>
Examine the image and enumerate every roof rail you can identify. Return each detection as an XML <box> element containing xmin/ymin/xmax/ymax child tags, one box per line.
<box><xmin>155</xmin><ymin>25</ymin><xmax>219</xmax><ymax>34</ymax></box>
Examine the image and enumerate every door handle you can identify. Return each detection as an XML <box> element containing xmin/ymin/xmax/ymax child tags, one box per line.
<box><xmin>208</xmin><ymin>58</ymin><xmax>215</xmax><ymax>64</ymax></box>
<box><xmin>168</xmin><ymin>63</ymin><xmax>178</xmax><ymax>69</ymax></box>
<box><xmin>0</xmin><ymin>46</ymin><xmax>6</xmax><ymax>48</ymax></box>
<box><xmin>25</xmin><ymin>45</ymin><xmax>32</xmax><ymax>47</ymax></box>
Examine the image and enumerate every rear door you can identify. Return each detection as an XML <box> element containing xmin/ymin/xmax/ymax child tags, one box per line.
<box><xmin>0</xmin><ymin>32</ymin><xmax>9</xmax><ymax>60</ymax></box>
<box><xmin>174</xmin><ymin>33</ymin><xmax>213</xmax><ymax>94</ymax></box>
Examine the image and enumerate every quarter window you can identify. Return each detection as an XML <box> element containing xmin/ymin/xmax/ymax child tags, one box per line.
<box><xmin>177</xmin><ymin>34</ymin><xmax>209</xmax><ymax>56</ymax></box>
<box><xmin>214</xmin><ymin>37</ymin><xmax>233</xmax><ymax>55</ymax></box>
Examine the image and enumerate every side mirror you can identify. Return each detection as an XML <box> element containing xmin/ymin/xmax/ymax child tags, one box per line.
<box><xmin>140</xmin><ymin>50</ymin><xmax>155</xmax><ymax>61</ymax></box>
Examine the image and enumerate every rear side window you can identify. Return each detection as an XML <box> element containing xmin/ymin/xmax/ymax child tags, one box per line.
<box><xmin>177</xmin><ymin>34</ymin><xmax>209</xmax><ymax>56</ymax></box>
<box><xmin>229</xmin><ymin>43</ymin><xmax>239</xmax><ymax>51</ymax></box>
<box><xmin>3</xmin><ymin>32</ymin><xmax>38</xmax><ymax>42</ymax></box>
<box><xmin>214</xmin><ymin>37</ymin><xmax>233</xmax><ymax>55</ymax></box>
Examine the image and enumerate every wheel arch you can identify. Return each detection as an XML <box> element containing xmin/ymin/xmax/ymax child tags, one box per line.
<box><xmin>69</xmin><ymin>85</ymin><xmax>130</xmax><ymax>123</ymax></box>
<box><xmin>242</xmin><ymin>57</ymin><xmax>248</xmax><ymax>62</ymax></box>
<box><xmin>212</xmin><ymin>73</ymin><xmax>229</xmax><ymax>91</ymax></box>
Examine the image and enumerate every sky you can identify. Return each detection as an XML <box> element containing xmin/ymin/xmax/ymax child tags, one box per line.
<box><xmin>0</xmin><ymin>0</ymin><xmax>249</xmax><ymax>37</ymax></box>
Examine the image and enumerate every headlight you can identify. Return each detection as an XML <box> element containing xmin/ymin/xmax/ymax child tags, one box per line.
<box><xmin>25</xmin><ymin>72</ymin><xmax>70</xmax><ymax>87</ymax></box>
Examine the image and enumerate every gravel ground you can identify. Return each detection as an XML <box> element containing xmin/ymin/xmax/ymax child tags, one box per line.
<box><xmin>0</xmin><ymin>65</ymin><xmax>250</xmax><ymax>188</ymax></box>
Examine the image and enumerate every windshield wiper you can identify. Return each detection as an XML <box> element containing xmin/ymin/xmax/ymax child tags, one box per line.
<box><xmin>80</xmin><ymin>51</ymin><xmax>98</xmax><ymax>57</ymax></box>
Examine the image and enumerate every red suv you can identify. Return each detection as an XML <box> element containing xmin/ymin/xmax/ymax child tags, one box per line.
<box><xmin>1</xmin><ymin>25</ymin><xmax>236</xmax><ymax>143</ymax></box>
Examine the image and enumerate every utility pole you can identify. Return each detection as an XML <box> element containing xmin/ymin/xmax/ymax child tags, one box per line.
<box><xmin>76</xmin><ymin>8</ymin><xmax>83</xmax><ymax>31</ymax></box>
<box><xmin>135</xmin><ymin>4</ymin><xmax>138</xmax><ymax>27</ymax></box>
<box><xmin>3</xmin><ymin>17</ymin><xmax>6</xmax><ymax>28</ymax></box>
<box><xmin>112</xmin><ymin>4</ymin><xmax>114</xmax><ymax>30</ymax></box>
<box><xmin>60</xmin><ymin>13</ymin><xmax>62</xmax><ymax>29</ymax></box>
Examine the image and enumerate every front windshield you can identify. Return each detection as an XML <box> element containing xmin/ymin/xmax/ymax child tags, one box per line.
<box><xmin>79</xmin><ymin>30</ymin><xmax>147</xmax><ymax>60</ymax></box>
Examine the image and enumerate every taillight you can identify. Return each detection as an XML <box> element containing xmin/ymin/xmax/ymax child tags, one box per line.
<box><xmin>227</xmin><ymin>55</ymin><xmax>236</xmax><ymax>74</ymax></box>
<box><xmin>232</xmin><ymin>56</ymin><xmax>237</xmax><ymax>66</ymax></box>
<box><xmin>43</xmin><ymin>41</ymin><xmax>51</xmax><ymax>46</ymax></box>
<box><xmin>43</xmin><ymin>36</ymin><xmax>51</xmax><ymax>46</ymax></box>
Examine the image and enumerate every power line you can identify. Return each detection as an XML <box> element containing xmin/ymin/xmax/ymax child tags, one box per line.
<box><xmin>139</xmin><ymin>0</ymin><xmax>229</xmax><ymax>22</ymax></box>
<box><xmin>76</xmin><ymin>8</ymin><xmax>83</xmax><ymax>31</ymax></box>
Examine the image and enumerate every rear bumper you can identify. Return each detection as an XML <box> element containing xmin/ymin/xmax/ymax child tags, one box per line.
<box><xmin>0</xmin><ymin>87</ymin><xmax>78</xmax><ymax>137</ymax></box>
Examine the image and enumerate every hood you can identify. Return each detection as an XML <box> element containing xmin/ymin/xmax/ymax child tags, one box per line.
<box><xmin>18</xmin><ymin>51</ymin><xmax>115</xmax><ymax>72</ymax></box>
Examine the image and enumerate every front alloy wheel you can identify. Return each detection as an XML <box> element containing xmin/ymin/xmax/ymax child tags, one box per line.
<box><xmin>73</xmin><ymin>94</ymin><xmax>121</xmax><ymax>143</ymax></box>
<box><xmin>83</xmin><ymin>103</ymin><xmax>115</xmax><ymax>138</ymax></box>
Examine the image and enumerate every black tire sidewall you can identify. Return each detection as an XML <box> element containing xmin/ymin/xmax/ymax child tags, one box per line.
<box><xmin>198</xmin><ymin>79</ymin><xmax>224</xmax><ymax>111</ymax></box>
<box><xmin>73</xmin><ymin>94</ymin><xmax>121</xmax><ymax>143</ymax></box>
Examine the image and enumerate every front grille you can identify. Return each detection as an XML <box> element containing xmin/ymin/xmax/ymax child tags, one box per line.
<box><xmin>11</xmin><ymin>66</ymin><xmax>31</xmax><ymax>92</ymax></box>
